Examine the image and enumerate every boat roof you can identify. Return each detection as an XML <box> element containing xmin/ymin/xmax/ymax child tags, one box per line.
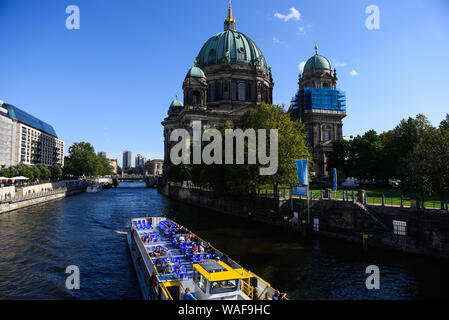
<box><xmin>194</xmin><ymin>261</ymin><xmax>252</xmax><ymax>282</ymax></box>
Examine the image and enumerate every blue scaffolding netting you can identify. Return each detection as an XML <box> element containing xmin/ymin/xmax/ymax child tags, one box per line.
<box><xmin>291</xmin><ymin>87</ymin><xmax>346</xmax><ymax>114</ymax></box>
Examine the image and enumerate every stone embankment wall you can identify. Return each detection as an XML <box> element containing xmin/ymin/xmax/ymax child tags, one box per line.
<box><xmin>0</xmin><ymin>181</ymin><xmax>85</xmax><ymax>214</ymax></box>
<box><xmin>289</xmin><ymin>199</ymin><xmax>449</xmax><ymax>259</ymax></box>
<box><xmin>0</xmin><ymin>186</ymin><xmax>15</xmax><ymax>199</ymax></box>
<box><xmin>18</xmin><ymin>181</ymin><xmax>77</xmax><ymax>195</ymax></box>
<box><xmin>160</xmin><ymin>182</ymin><xmax>449</xmax><ymax>259</ymax></box>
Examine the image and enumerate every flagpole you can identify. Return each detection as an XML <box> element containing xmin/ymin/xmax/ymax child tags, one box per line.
<box><xmin>307</xmin><ymin>185</ymin><xmax>310</xmax><ymax>224</ymax></box>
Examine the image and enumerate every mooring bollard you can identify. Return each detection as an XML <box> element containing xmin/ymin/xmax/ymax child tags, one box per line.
<box><xmin>320</xmin><ymin>190</ymin><xmax>323</xmax><ymax>200</ymax></box>
<box><xmin>400</xmin><ymin>195</ymin><xmax>404</xmax><ymax>208</ymax></box>
<box><xmin>301</xmin><ymin>220</ymin><xmax>307</xmax><ymax>238</ymax></box>
<box><xmin>382</xmin><ymin>194</ymin><xmax>385</xmax><ymax>206</ymax></box>
<box><xmin>283</xmin><ymin>216</ymin><xmax>289</xmax><ymax>231</ymax></box>
<box><xmin>363</xmin><ymin>234</ymin><xmax>368</xmax><ymax>251</ymax></box>
<box><xmin>352</xmin><ymin>191</ymin><xmax>355</xmax><ymax>202</ymax></box>
<box><xmin>421</xmin><ymin>199</ymin><xmax>425</xmax><ymax>211</ymax></box>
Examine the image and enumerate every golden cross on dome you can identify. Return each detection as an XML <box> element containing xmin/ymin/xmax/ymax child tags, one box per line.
<box><xmin>314</xmin><ymin>44</ymin><xmax>318</xmax><ymax>54</ymax></box>
<box><xmin>227</xmin><ymin>0</ymin><xmax>235</xmax><ymax>22</ymax></box>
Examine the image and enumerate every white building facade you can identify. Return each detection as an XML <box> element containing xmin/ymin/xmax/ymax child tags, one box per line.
<box><xmin>0</xmin><ymin>104</ymin><xmax>16</xmax><ymax>167</ymax></box>
<box><xmin>0</xmin><ymin>100</ymin><xmax>64</xmax><ymax>168</ymax></box>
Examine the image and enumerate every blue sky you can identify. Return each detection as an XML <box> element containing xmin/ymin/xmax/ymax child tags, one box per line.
<box><xmin>1</xmin><ymin>0</ymin><xmax>448</xmax><ymax>167</ymax></box>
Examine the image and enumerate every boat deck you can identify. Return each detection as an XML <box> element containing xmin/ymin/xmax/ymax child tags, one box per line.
<box><xmin>133</xmin><ymin>218</ymin><xmax>227</xmax><ymax>284</ymax></box>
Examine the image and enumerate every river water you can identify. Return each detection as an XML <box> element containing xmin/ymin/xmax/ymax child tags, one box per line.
<box><xmin>0</xmin><ymin>181</ymin><xmax>447</xmax><ymax>300</ymax></box>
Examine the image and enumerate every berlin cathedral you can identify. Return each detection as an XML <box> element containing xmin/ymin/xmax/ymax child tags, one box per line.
<box><xmin>162</xmin><ymin>2</ymin><xmax>346</xmax><ymax>177</ymax></box>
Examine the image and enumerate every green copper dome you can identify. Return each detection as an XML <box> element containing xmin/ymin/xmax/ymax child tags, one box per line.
<box><xmin>186</xmin><ymin>66</ymin><xmax>206</xmax><ymax>79</ymax></box>
<box><xmin>169</xmin><ymin>98</ymin><xmax>183</xmax><ymax>108</ymax></box>
<box><xmin>304</xmin><ymin>54</ymin><xmax>331</xmax><ymax>72</ymax></box>
<box><xmin>195</xmin><ymin>30</ymin><xmax>267</xmax><ymax>72</ymax></box>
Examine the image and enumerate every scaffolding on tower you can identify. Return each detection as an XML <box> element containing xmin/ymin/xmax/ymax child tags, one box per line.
<box><xmin>290</xmin><ymin>87</ymin><xmax>346</xmax><ymax>115</ymax></box>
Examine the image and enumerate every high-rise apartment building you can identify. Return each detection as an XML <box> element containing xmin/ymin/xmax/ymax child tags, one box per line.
<box><xmin>123</xmin><ymin>150</ymin><xmax>132</xmax><ymax>169</ymax></box>
<box><xmin>0</xmin><ymin>100</ymin><xmax>64</xmax><ymax>167</ymax></box>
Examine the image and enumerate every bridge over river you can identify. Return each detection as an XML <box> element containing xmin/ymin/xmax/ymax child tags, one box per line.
<box><xmin>92</xmin><ymin>175</ymin><xmax>159</xmax><ymax>188</ymax></box>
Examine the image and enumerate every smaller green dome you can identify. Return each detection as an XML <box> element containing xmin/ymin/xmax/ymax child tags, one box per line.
<box><xmin>304</xmin><ymin>54</ymin><xmax>331</xmax><ymax>72</ymax></box>
<box><xmin>186</xmin><ymin>66</ymin><xmax>206</xmax><ymax>79</ymax></box>
<box><xmin>170</xmin><ymin>98</ymin><xmax>183</xmax><ymax>108</ymax></box>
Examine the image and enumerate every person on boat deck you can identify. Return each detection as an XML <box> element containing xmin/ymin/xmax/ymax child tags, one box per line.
<box><xmin>199</xmin><ymin>242</ymin><xmax>205</xmax><ymax>253</ymax></box>
<box><xmin>192</xmin><ymin>243</ymin><xmax>199</xmax><ymax>253</ymax></box>
<box><xmin>179</xmin><ymin>235</ymin><xmax>185</xmax><ymax>242</ymax></box>
<box><xmin>272</xmin><ymin>291</ymin><xmax>287</xmax><ymax>300</ymax></box>
<box><xmin>160</xmin><ymin>247</ymin><xmax>168</xmax><ymax>257</ymax></box>
<box><xmin>155</xmin><ymin>259</ymin><xmax>163</xmax><ymax>272</ymax></box>
<box><xmin>183</xmin><ymin>288</ymin><xmax>196</xmax><ymax>300</ymax></box>
<box><xmin>153</xmin><ymin>246</ymin><xmax>161</xmax><ymax>257</ymax></box>
<box><xmin>164</xmin><ymin>261</ymin><xmax>174</xmax><ymax>274</ymax></box>
<box><xmin>264</xmin><ymin>293</ymin><xmax>272</xmax><ymax>300</ymax></box>
<box><xmin>205</xmin><ymin>242</ymin><xmax>213</xmax><ymax>254</ymax></box>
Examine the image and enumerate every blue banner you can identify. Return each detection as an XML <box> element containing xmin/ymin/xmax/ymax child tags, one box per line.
<box><xmin>296</xmin><ymin>159</ymin><xmax>309</xmax><ymax>186</ymax></box>
<box><xmin>292</xmin><ymin>186</ymin><xmax>308</xmax><ymax>196</ymax></box>
<box><xmin>333</xmin><ymin>168</ymin><xmax>338</xmax><ymax>191</ymax></box>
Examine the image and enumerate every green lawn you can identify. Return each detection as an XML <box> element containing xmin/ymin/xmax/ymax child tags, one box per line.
<box><xmin>256</xmin><ymin>185</ymin><xmax>446</xmax><ymax>209</ymax></box>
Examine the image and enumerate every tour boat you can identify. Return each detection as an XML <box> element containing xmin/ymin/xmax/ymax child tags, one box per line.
<box><xmin>86</xmin><ymin>184</ymin><xmax>102</xmax><ymax>193</ymax></box>
<box><xmin>127</xmin><ymin>217</ymin><xmax>284</xmax><ymax>300</ymax></box>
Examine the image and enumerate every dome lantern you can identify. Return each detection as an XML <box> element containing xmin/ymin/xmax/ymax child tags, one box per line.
<box><xmin>224</xmin><ymin>0</ymin><xmax>236</xmax><ymax>31</ymax></box>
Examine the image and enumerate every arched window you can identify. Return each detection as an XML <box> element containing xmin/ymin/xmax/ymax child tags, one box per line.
<box><xmin>232</xmin><ymin>81</ymin><xmax>237</xmax><ymax>101</ymax></box>
<box><xmin>216</xmin><ymin>81</ymin><xmax>223</xmax><ymax>100</ymax></box>
<box><xmin>323</xmin><ymin>126</ymin><xmax>332</xmax><ymax>142</ymax></box>
<box><xmin>208</xmin><ymin>83</ymin><xmax>215</xmax><ymax>102</ymax></box>
<box><xmin>192</xmin><ymin>91</ymin><xmax>200</xmax><ymax>105</ymax></box>
<box><xmin>238</xmin><ymin>83</ymin><xmax>246</xmax><ymax>101</ymax></box>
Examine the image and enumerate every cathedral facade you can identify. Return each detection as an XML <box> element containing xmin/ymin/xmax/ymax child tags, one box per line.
<box><xmin>162</xmin><ymin>4</ymin><xmax>274</xmax><ymax>173</ymax></box>
<box><xmin>162</xmin><ymin>3</ymin><xmax>347</xmax><ymax>178</ymax></box>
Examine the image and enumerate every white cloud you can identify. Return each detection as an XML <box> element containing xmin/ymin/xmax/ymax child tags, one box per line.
<box><xmin>349</xmin><ymin>70</ymin><xmax>359</xmax><ymax>76</ymax></box>
<box><xmin>274</xmin><ymin>8</ymin><xmax>301</xmax><ymax>22</ymax></box>
<box><xmin>299</xmin><ymin>61</ymin><xmax>306</xmax><ymax>72</ymax></box>
<box><xmin>332</xmin><ymin>59</ymin><xmax>347</xmax><ymax>67</ymax></box>
<box><xmin>297</xmin><ymin>26</ymin><xmax>306</xmax><ymax>35</ymax></box>
<box><xmin>272</xmin><ymin>37</ymin><xmax>281</xmax><ymax>44</ymax></box>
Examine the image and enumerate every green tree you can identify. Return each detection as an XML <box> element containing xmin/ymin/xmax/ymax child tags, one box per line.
<box><xmin>65</xmin><ymin>142</ymin><xmax>98</xmax><ymax>177</ymax></box>
<box><xmin>405</xmin><ymin>127</ymin><xmax>449</xmax><ymax>208</ymax></box>
<box><xmin>440</xmin><ymin>114</ymin><xmax>449</xmax><ymax>129</ymax></box>
<box><xmin>326</xmin><ymin>138</ymin><xmax>351</xmax><ymax>176</ymax></box>
<box><xmin>96</xmin><ymin>157</ymin><xmax>114</xmax><ymax>176</ymax></box>
<box><xmin>381</xmin><ymin>114</ymin><xmax>433</xmax><ymax>181</ymax></box>
<box><xmin>36</xmin><ymin>164</ymin><xmax>51</xmax><ymax>180</ymax></box>
<box><xmin>50</xmin><ymin>165</ymin><xmax>63</xmax><ymax>179</ymax></box>
<box><xmin>349</xmin><ymin>130</ymin><xmax>384</xmax><ymax>180</ymax></box>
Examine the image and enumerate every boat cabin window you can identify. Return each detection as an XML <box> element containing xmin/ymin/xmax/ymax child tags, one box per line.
<box><xmin>193</xmin><ymin>269</ymin><xmax>207</xmax><ymax>293</ymax></box>
<box><xmin>210</xmin><ymin>279</ymin><xmax>238</xmax><ymax>294</ymax></box>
